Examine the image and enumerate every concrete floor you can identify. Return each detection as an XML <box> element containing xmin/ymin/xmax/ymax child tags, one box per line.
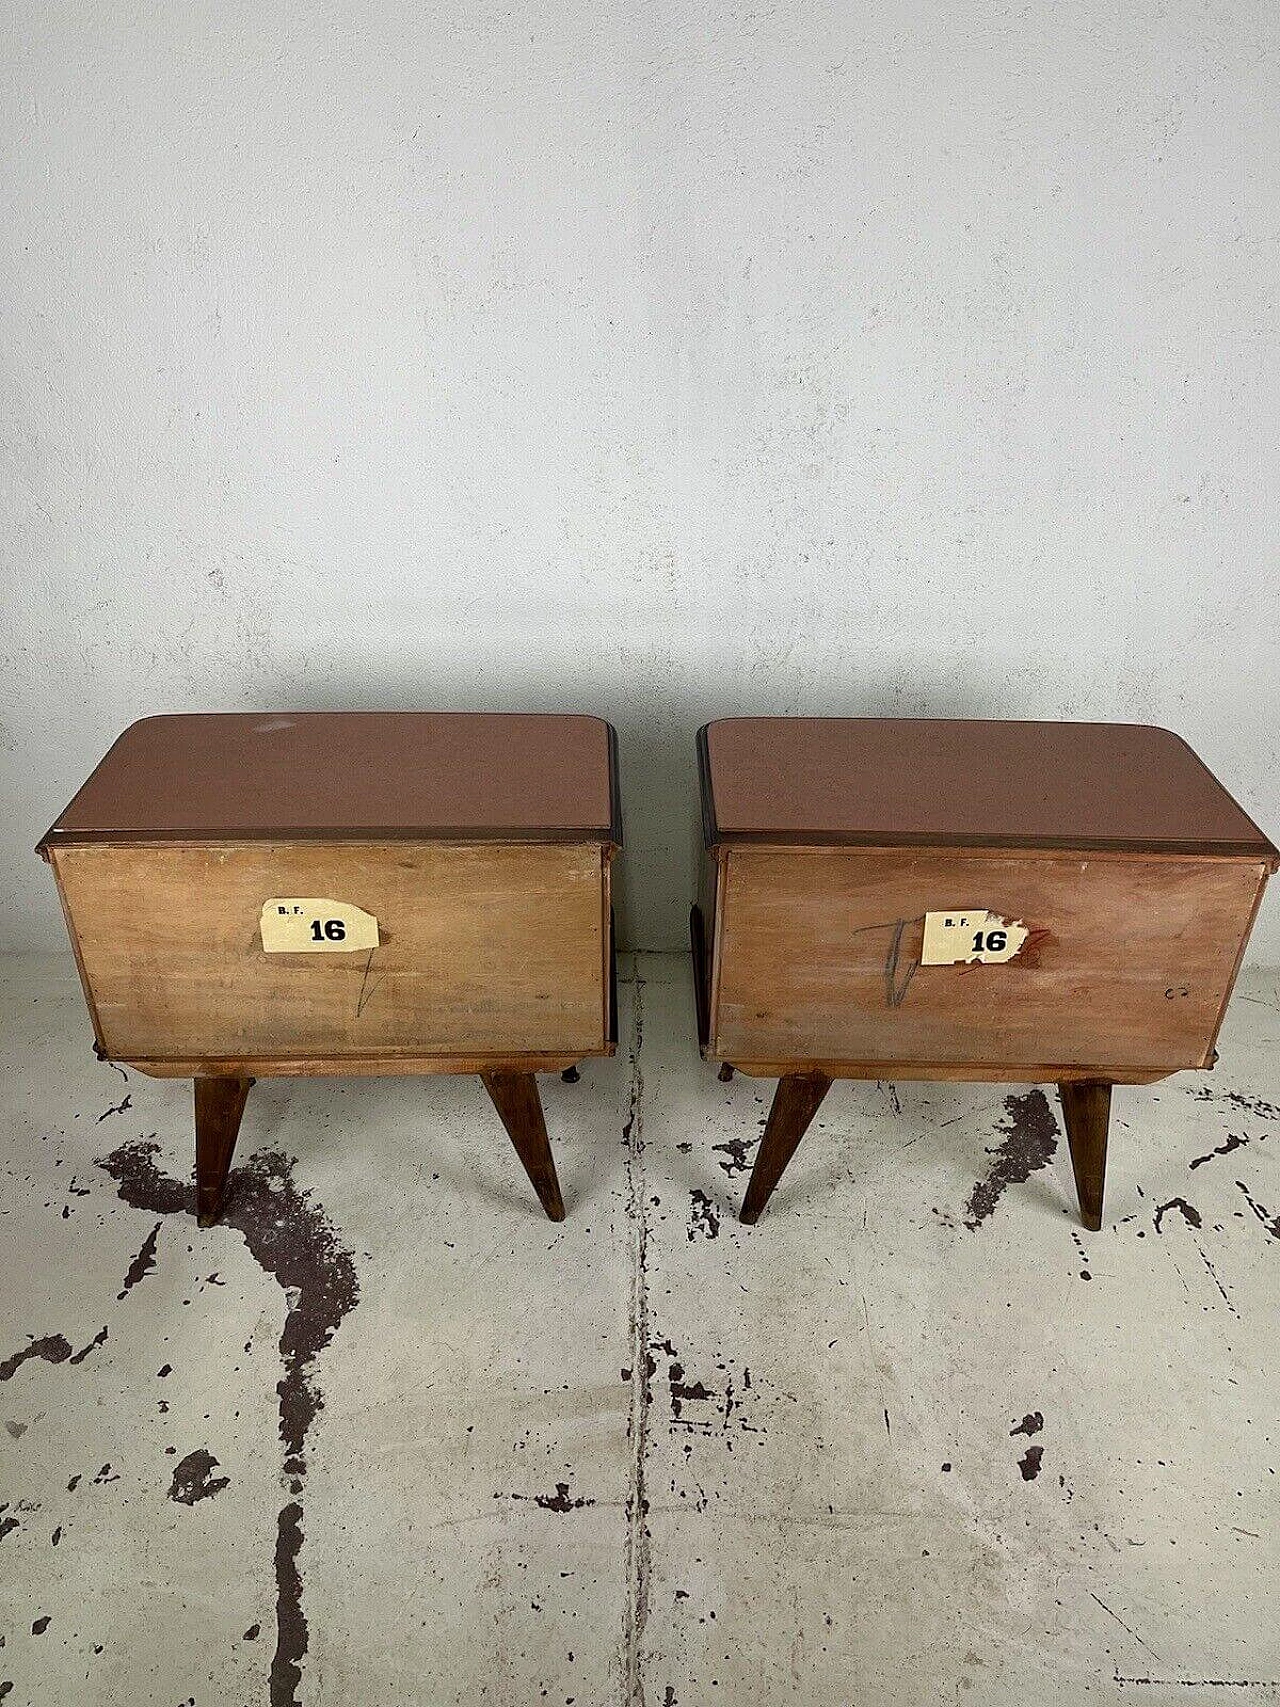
<box><xmin>1</xmin><ymin>953</ymin><xmax>1278</xmax><ymax>1707</ymax></box>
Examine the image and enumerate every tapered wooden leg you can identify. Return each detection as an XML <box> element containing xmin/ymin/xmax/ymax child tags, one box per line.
<box><xmin>561</xmin><ymin>1066</ymin><xmax>581</xmax><ymax>1084</ymax></box>
<box><xmin>718</xmin><ymin>1063</ymin><xmax>735</xmax><ymax>1083</ymax></box>
<box><xmin>480</xmin><ymin>1072</ymin><xmax>566</xmax><ymax>1221</ymax></box>
<box><xmin>195</xmin><ymin>1076</ymin><xmax>252</xmax><ymax>1227</ymax></box>
<box><xmin>740</xmin><ymin>1072</ymin><xmax>833</xmax><ymax>1225</ymax></box>
<box><xmin>1058</xmin><ymin>1081</ymin><xmax>1111</xmax><ymax>1231</ymax></box>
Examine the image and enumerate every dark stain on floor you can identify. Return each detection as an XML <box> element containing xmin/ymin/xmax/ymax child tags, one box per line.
<box><xmin>962</xmin><ymin>1090</ymin><xmax>1059</xmax><ymax>1230</ymax></box>
<box><xmin>528</xmin><ymin>1482</ymin><xmax>595</xmax><ymax>1513</ymax></box>
<box><xmin>1196</xmin><ymin>1244</ymin><xmax>1238</xmax><ymax>1317</ymax></box>
<box><xmin>69</xmin><ymin>1325</ymin><xmax>108</xmax><ymax>1364</ymax></box>
<box><xmin>688</xmin><ymin>1190</ymin><xmax>721</xmax><ymax>1241</ymax></box>
<box><xmin>97</xmin><ymin>1138</ymin><xmax>359</xmax><ymax>1707</ymax></box>
<box><xmin>1153</xmin><ymin>1197</ymin><xmax>1201</xmax><ymax>1234</ymax></box>
<box><xmin>710</xmin><ymin>1137</ymin><xmax>752</xmax><ymax>1179</ymax></box>
<box><xmin>1070</xmin><ymin>1230</ymin><xmax>1092</xmax><ymax>1280</ymax></box>
<box><xmin>0</xmin><ymin>1335</ymin><xmax>72</xmax><ymax>1382</ymax></box>
<box><xmin>879</xmin><ymin>1079</ymin><xmax>903</xmax><ymax>1117</ymax></box>
<box><xmin>96</xmin><ymin>1094</ymin><xmax>132</xmax><ymax>1123</ymax></box>
<box><xmin>273</xmin><ymin>1502</ymin><xmax>306</xmax><ymax>1705</ymax></box>
<box><xmin>650</xmin><ymin>1337</ymin><xmax>767</xmax><ymax>1440</ymax></box>
<box><xmin>1237</xmin><ymin>1181</ymin><xmax>1280</xmax><ymax>1240</ymax></box>
<box><xmin>168</xmin><ymin>1448</ymin><xmax>230</xmax><ymax>1505</ymax></box>
<box><xmin>1011</xmin><ymin>1412</ymin><xmax>1044</xmax><ymax>1438</ymax></box>
<box><xmin>117</xmin><ymin>1221</ymin><xmax>162</xmax><ymax>1300</ymax></box>
<box><xmin>1190</xmin><ymin>1086</ymin><xmax>1280</xmax><ymax>1120</ymax></box>
<box><xmin>1018</xmin><ymin>1445</ymin><xmax>1044</xmax><ymax>1481</ymax></box>
<box><xmin>1189</xmin><ymin>1132</ymin><xmax>1252</xmax><ymax>1170</ymax></box>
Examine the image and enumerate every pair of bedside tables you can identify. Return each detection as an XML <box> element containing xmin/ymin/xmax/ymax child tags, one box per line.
<box><xmin>39</xmin><ymin>713</ymin><xmax>1275</xmax><ymax>1233</ymax></box>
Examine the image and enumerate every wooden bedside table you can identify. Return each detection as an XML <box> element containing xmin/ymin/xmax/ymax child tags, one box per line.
<box><xmin>39</xmin><ymin>712</ymin><xmax>621</xmax><ymax>1225</ymax></box>
<box><xmin>691</xmin><ymin>719</ymin><xmax>1276</xmax><ymax>1229</ymax></box>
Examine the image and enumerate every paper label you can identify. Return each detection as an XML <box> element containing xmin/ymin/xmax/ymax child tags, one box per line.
<box><xmin>920</xmin><ymin>909</ymin><xmax>1028</xmax><ymax>966</ymax></box>
<box><xmin>260</xmin><ymin>898</ymin><xmax>379</xmax><ymax>954</ymax></box>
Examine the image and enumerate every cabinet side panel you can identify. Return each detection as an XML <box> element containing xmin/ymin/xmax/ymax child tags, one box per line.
<box><xmin>46</xmin><ymin>851</ymin><xmax>108</xmax><ymax>1052</ymax></box>
<box><xmin>715</xmin><ymin>849</ymin><xmax>1264</xmax><ymax>1071</ymax></box>
<box><xmin>54</xmin><ymin>842</ymin><xmax>606</xmax><ymax>1061</ymax></box>
<box><xmin>690</xmin><ymin>842</ymin><xmax>721</xmax><ymax>1050</ymax></box>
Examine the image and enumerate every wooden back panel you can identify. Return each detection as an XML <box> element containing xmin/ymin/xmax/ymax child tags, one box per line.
<box><xmin>711</xmin><ymin>847</ymin><xmax>1267</xmax><ymax>1073</ymax></box>
<box><xmin>52</xmin><ymin>841</ymin><xmax>609</xmax><ymax>1065</ymax></box>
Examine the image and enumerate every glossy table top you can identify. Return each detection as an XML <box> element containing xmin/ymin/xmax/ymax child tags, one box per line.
<box><xmin>700</xmin><ymin>719</ymin><xmax>1276</xmax><ymax>860</ymax></box>
<box><xmin>40</xmin><ymin>713</ymin><xmax>620</xmax><ymax>847</ymax></box>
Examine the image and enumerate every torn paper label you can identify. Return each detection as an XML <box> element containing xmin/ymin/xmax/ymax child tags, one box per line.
<box><xmin>260</xmin><ymin>898</ymin><xmax>379</xmax><ymax>953</ymax></box>
<box><xmin>920</xmin><ymin>909</ymin><xmax>1028</xmax><ymax>966</ymax></box>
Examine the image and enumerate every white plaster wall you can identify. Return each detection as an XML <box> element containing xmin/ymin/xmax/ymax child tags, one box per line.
<box><xmin>2</xmin><ymin>1</ymin><xmax>1277</xmax><ymax>956</ymax></box>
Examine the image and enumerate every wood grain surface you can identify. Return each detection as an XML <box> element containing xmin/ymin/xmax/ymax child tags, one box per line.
<box><xmin>52</xmin><ymin>840</ymin><xmax>611</xmax><ymax>1064</ymax></box>
<box><xmin>709</xmin><ymin>846</ymin><xmax>1268</xmax><ymax>1072</ymax></box>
